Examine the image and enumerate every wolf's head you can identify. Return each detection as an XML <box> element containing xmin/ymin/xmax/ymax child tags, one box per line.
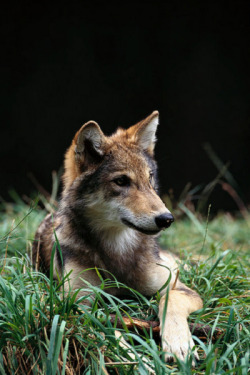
<box><xmin>62</xmin><ymin>111</ymin><xmax>174</xmax><ymax>239</ymax></box>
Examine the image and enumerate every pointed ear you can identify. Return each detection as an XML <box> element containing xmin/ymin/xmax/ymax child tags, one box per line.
<box><xmin>74</xmin><ymin>121</ymin><xmax>106</xmax><ymax>165</ymax></box>
<box><xmin>127</xmin><ymin>111</ymin><xmax>159</xmax><ymax>155</ymax></box>
<box><xmin>63</xmin><ymin>121</ymin><xmax>106</xmax><ymax>190</ymax></box>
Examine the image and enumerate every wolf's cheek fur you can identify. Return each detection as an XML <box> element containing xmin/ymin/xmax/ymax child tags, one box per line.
<box><xmin>82</xmin><ymin>184</ymin><xmax>169</xmax><ymax>235</ymax></box>
<box><xmin>83</xmin><ymin>191</ymin><xmax>126</xmax><ymax>230</ymax></box>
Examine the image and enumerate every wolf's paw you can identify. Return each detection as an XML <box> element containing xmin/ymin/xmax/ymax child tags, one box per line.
<box><xmin>161</xmin><ymin>321</ymin><xmax>199</xmax><ymax>364</ymax></box>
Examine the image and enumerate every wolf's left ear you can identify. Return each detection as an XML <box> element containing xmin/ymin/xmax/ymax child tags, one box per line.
<box><xmin>128</xmin><ymin>111</ymin><xmax>159</xmax><ymax>156</ymax></box>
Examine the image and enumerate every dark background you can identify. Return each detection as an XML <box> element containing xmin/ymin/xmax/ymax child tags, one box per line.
<box><xmin>1</xmin><ymin>1</ymin><xmax>250</xmax><ymax>211</ymax></box>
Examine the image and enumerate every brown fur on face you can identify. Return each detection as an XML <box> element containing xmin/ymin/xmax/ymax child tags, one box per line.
<box><xmin>32</xmin><ymin>111</ymin><xmax>203</xmax><ymax>364</ymax></box>
<box><xmin>62</xmin><ymin>111</ymin><xmax>159</xmax><ymax>192</ymax></box>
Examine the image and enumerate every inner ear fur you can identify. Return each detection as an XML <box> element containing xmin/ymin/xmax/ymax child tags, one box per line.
<box><xmin>127</xmin><ymin>110</ymin><xmax>159</xmax><ymax>156</ymax></box>
<box><xmin>63</xmin><ymin>121</ymin><xmax>106</xmax><ymax>191</ymax></box>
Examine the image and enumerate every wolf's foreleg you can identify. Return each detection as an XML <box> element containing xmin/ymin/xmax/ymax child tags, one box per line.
<box><xmin>158</xmin><ymin>283</ymin><xmax>203</xmax><ymax>362</ymax></box>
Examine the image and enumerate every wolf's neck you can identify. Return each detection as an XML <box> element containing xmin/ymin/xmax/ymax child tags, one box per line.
<box><xmin>94</xmin><ymin>226</ymin><xmax>159</xmax><ymax>287</ymax></box>
<box><xmin>100</xmin><ymin>226</ymin><xmax>141</xmax><ymax>255</ymax></box>
<box><xmin>64</xmin><ymin>209</ymin><xmax>157</xmax><ymax>259</ymax></box>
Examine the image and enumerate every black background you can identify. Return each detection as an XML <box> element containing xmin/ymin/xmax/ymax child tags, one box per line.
<box><xmin>1</xmin><ymin>1</ymin><xmax>250</xmax><ymax>211</ymax></box>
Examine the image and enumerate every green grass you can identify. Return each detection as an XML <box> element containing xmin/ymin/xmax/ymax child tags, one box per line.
<box><xmin>0</xmin><ymin>195</ymin><xmax>249</xmax><ymax>374</ymax></box>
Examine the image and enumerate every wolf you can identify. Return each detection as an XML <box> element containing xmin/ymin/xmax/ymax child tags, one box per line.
<box><xmin>32</xmin><ymin>111</ymin><xmax>203</xmax><ymax>362</ymax></box>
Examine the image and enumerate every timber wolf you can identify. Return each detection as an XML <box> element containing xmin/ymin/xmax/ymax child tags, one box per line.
<box><xmin>33</xmin><ymin>111</ymin><xmax>203</xmax><ymax>362</ymax></box>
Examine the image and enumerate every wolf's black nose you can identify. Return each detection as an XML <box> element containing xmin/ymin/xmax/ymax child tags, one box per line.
<box><xmin>155</xmin><ymin>213</ymin><xmax>174</xmax><ymax>229</ymax></box>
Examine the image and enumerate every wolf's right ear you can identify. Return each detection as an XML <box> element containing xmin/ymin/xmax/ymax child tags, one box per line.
<box><xmin>75</xmin><ymin>121</ymin><xmax>105</xmax><ymax>164</ymax></box>
<box><xmin>63</xmin><ymin>121</ymin><xmax>106</xmax><ymax>190</ymax></box>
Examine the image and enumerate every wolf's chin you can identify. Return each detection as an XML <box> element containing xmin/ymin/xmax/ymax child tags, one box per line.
<box><xmin>121</xmin><ymin>218</ymin><xmax>161</xmax><ymax>235</ymax></box>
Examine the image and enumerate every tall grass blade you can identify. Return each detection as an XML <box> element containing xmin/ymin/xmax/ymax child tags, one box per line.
<box><xmin>61</xmin><ymin>338</ymin><xmax>69</xmax><ymax>375</ymax></box>
<box><xmin>49</xmin><ymin>242</ymin><xmax>57</xmax><ymax>319</ymax></box>
<box><xmin>46</xmin><ymin>314</ymin><xmax>66</xmax><ymax>375</ymax></box>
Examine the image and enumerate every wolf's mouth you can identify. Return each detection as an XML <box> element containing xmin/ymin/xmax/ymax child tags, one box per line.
<box><xmin>122</xmin><ymin>218</ymin><xmax>161</xmax><ymax>235</ymax></box>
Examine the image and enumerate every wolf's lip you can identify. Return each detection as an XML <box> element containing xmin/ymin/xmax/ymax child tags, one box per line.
<box><xmin>122</xmin><ymin>218</ymin><xmax>161</xmax><ymax>235</ymax></box>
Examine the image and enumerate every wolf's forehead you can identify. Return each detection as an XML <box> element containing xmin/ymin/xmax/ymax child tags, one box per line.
<box><xmin>105</xmin><ymin>144</ymin><xmax>154</xmax><ymax>173</ymax></box>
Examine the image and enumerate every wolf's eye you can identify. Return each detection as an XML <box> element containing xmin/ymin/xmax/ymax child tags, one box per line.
<box><xmin>113</xmin><ymin>175</ymin><xmax>130</xmax><ymax>187</ymax></box>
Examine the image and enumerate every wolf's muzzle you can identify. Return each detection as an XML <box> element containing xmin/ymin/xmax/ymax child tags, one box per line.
<box><xmin>155</xmin><ymin>213</ymin><xmax>174</xmax><ymax>229</ymax></box>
